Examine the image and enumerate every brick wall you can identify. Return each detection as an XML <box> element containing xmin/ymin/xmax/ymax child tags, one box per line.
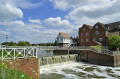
<box><xmin>79</xmin><ymin>24</ymin><xmax>92</xmax><ymax>46</ymax></box>
<box><xmin>81</xmin><ymin>51</ymin><xmax>120</xmax><ymax>67</ymax></box>
<box><xmin>5</xmin><ymin>58</ymin><xmax>40</xmax><ymax>78</ymax></box>
<box><xmin>92</xmin><ymin>23</ymin><xmax>106</xmax><ymax>45</ymax></box>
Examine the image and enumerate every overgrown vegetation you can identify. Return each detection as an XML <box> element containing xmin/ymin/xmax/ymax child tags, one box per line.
<box><xmin>91</xmin><ymin>45</ymin><xmax>103</xmax><ymax>51</ymax></box>
<box><xmin>108</xmin><ymin>35</ymin><xmax>120</xmax><ymax>51</ymax></box>
<box><xmin>2</xmin><ymin>41</ymin><xmax>30</xmax><ymax>46</ymax></box>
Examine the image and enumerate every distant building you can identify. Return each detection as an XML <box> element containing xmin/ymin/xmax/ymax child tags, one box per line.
<box><xmin>71</xmin><ymin>37</ymin><xmax>79</xmax><ymax>46</ymax></box>
<box><xmin>79</xmin><ymin>21</ymin><xmax>120</xmax><ymax>46</ymax></box>
<box><xmin>56</xmin><ymin>32</ymin><xmax>72</xmax><ymax>47</ymax></box>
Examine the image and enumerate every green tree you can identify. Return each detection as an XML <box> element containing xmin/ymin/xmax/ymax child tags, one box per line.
<box><xmin>8</xmin><ymin>41</ymin><xmax>17</xmax><ymax>46</ymax></box>
<box><xmin>18</xmin><ymin>41</ymin><xmax>28</xmax><ymax>46</ymax></box>
<box><xmin>108</xmin><ymin>35</ymin><xmax>120</xmax><ymax>51</ymax></box>
<box><xmin>54</xmin><ymin>40</ymin><xmax>58</xmax><ymax>46</ymax></box>
<box><xmin>25</xmin><ymin>41</ymin><xmax>30</xmax><ymax>46</ymax></box>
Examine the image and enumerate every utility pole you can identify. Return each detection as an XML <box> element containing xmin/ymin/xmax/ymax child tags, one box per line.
<box><xmin>6</xmin><ymin>35</ymin><xmax>8</xmax><ymax>47</ymax></box>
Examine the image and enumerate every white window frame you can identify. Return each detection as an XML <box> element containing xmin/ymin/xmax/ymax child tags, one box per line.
<box><xmin>99</xmin><ymin>38</ymin><xmax>102</xmax><ymax>41</ymax></box>
<box><xmin>95</xmin><ymin>31</ymin><xmax>99</xmax><ymax>35</ymax></box>
<box><xmin>81</xmin><ymin>39</ymin><xmax>83</xmax><ymax>42</ymax></box>
<box><xmin>96</xmin><ymin>26</ymin><xmax>98</xmax><ymax>29</ymax></box>
<box><xmin>86</xmin><ymin>33</ymin><xmax>88</xmax><ymax>36</ymax></box>
<box><xmin>86</xmin><ymin>39</ymin><xmax>89</xmax><ymax>42</ymax></box>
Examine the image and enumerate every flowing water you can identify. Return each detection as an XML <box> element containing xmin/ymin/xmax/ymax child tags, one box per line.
<box><xmin>40</xmin><ymin>55</ymin><xmax>120</xmax><ymax>79</ymax></box>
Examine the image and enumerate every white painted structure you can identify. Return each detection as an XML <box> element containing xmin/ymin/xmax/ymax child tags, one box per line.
<box><xmin>57</xmin><ymin>32</ymin><xmax>71</xmax><ymax>44</ymax></box>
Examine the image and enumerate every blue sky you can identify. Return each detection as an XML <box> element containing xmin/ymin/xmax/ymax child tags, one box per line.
<box><xmin>0</xmin><ymin>0</ymin><xmax>120</xmax><ymax>43</ymax></box>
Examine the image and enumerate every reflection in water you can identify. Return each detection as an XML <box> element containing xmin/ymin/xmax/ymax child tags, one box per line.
<box><xmin>37</xmin><ymin>50</ymin><xmax>53</xmax><ymax>57</ymax></box>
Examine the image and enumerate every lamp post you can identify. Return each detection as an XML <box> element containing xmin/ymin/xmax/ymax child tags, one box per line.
<box><xmin>6</xmin><ymin>35</ymin><xmax>8</xmax><ymax>47</ymax></box>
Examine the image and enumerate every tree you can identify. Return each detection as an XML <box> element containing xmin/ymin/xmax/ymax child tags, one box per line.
<box><xmin>18</xmin><ymin>41</ymin><xmax>28</xmax><ymax>46</ymax></box>
<box><xmin>8</xmin><ymin>41</ymin><xmax>17</xmax><ymax>46</ymax></box>
<box><xmin>108</xmin><ymin>35</ymin><xmax>120</xmax><ymax>51</ymax></box>
<box><xmin>54</xmin><ymin>40</ymin><xmax>58</xmax><ymax>46</ymax></box>
<box><xmin>25</xmin><ymin>41</ymin><xmax>30</xmax><ymax>46</ymax></box>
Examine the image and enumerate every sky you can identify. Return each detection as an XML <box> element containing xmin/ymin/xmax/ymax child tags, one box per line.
<box><xmin>0</xmin><ymin>0</ymin><xmax>120</xmax><ymax>44</ymax></box>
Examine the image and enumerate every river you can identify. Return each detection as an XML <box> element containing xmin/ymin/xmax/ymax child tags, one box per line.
<box><xmin>37</xmin><ymin>50</ymin><xmax>120</xmax><ymax>79</ymax></box>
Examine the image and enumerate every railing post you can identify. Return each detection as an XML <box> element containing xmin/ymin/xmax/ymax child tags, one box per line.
<box><xmin>24</xmin><ymin>48</ymin><xmax>25</xmax><ymax>58</ymax></box>
<box><xmin>2</xmin><ymin>49</ymin><xmax>3</xmax><ymax>60</ymax></box>
<box><xmin>14</xmin><ymin>48</ymin><xmax>15</xmax><ymax>60</ymax></box>
<box><xmin>36</xmin><ymin>48</ymin><xmax>38</xmax><ymax>58</ymax></box>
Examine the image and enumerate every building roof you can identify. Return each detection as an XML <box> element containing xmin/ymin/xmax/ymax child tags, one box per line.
<box><xmin>59</xmin><ymin>32</ymin><xmax>70</xmax><ymax>38</ymax></box>
<box><xmin>104</xmin><ymin>21</ymin><xmax>120</xmax><ymax>31</ymax></box>
<box><xmin>84</xmin><ymin>24</ymin><xmax>93</xmax><ymax>29</ymax></box>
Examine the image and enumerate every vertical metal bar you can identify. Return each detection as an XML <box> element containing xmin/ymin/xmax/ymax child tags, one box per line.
<box><xmin>24</xmin><ymin>48</ymin><xmax>25</xmax><ymax>58</ymax></box>
<box><xmin>33</xmin><ymin>48</ymin><xmax>34</xmax><ymax>57</ymax></box>
<box><xmin>36</xmin><ymin>48</ymin><xmax>38</xmax><ymax>58</ymax></box>
<box><xmin>14</xmin><ymin>48</ymin><xmax>15</xmax><ymax>60</ymax></box>
<box><xmin>2</xmin><ymin>49</ymin><xmax>3</xmax><ymax>60</ymax></box>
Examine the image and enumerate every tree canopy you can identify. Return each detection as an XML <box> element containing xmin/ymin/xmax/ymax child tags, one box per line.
<box><xmin>2</xmin><ymin>41</ymin><xmax>30</xmax><ymax>46</ymax></box>
<box><xmin>108</xmin><ymin>35</ymin><xmax>120</xmax><ymax>50</ymax></box>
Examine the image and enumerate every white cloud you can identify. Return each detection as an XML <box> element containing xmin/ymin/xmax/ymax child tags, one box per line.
<box><xmin>0</xmin><ymin>3</ymin><xmax>23</xmax><ymax>20</ymax></box>
<box><xmin>28</xmin><ymin>19</ymin><xmax>41</xmax><ymax>24</ymax></box>
<box><xmin>50</xmin><ymin>0</ymin><xmax>116</xmax><ymax>11</ymax></box>
<box><xmin>44</xmin><ymin>17</ymin><xmax>73</xmax><ymax>28</ymax></box>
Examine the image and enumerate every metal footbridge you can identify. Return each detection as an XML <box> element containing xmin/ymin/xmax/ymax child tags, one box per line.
<box><xmin>0</xmin><ymin>46</ymin><xmax>119</xmax><ymax>60</ymax></box>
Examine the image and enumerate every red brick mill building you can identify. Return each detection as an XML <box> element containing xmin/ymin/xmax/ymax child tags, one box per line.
<box><xmin>79</xmin><ymin>21</ymin><xmax>120</xmax><ymax>46</ymax></box>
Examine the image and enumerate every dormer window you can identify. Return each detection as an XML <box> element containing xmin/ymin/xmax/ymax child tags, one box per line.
<box><xmin>96</xmin><ymin>26</ymin><xmax>98</xmax><ymax>29</ymax></box>
<box><xmin>95</xmin><ymin>31</ymin><xmax>99</xmax><ymax>35</ymax></box>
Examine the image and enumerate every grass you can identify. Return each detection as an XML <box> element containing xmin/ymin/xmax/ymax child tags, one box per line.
<box><xmin>0</xmin><ymin>61</ymin><xmax>32</xmax><ymax>79</ymax></box>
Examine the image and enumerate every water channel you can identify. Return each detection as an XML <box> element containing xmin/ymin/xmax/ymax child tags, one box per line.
<box><xmin>37</xmin><ymin>50</ymin><xmax>120</xmax><ymax>79</ymax></box>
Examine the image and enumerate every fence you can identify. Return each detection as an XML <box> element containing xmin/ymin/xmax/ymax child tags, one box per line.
<box><xmin>0</xmin><ymin>48</ymin><xmax>37</xmax><ymax>60</ymax></box>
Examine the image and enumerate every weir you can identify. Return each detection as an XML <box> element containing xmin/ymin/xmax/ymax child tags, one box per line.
<box><xmin>39</xmin><ymin>54</ymin><xmax>80</xmax><ymax>66</ymax></box>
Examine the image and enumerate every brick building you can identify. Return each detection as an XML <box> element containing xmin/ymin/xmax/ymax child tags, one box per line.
<box><xmin>79</xmin><ymin>24</ymin><xmax>92</xmax><ymax>46</ymax></box>
<box><xmin>79</xmin><ymin>21</ymin><xmax>120</xmax><ymax>46</ymax></box>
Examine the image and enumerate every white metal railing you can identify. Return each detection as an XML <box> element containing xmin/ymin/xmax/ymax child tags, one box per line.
<box><xmin>0</xmin><ymin>48</ymin><xmax>37</xmax><ymax>60</ymax></box>
<box><xmin>6</xmin><ymin>46</ymin><xmax>120</xmax><ymax>56</ymax></box>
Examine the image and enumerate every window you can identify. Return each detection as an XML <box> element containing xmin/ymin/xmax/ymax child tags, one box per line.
<box><xmin>96</xmin><ymin>26</ymin><xmax>98</xmax><ymax>29</ymax></box>
<box><xmin>81</xmin><ymin>39</ymin><xmax>83</xmax><ymax>42</ymax></box>
<box><xmin>83</xmin><ymin>28</ymin><xmax>86</xmax><ymax>31</ymax></box>
<box><xmin>93</xmin><ymin>38</ymin><xmax>96</xmax><ymax>41</ymax></box>
<box><xmin>86</xmin><ymin>33</ymin><xmax>88</xmax><ymax>36</ymax></box>
<box><xmin>81</xmin><ymin>33</ymin><xmax>83</xmax><ymax>37</ymax></box>
<box><xmin>99</xmin><ymin>38</ymin><xmax>102</xmax><ymax>41</ymax></box>
<box><xmin>95</xmin><ymin>31</ymin><xmax>99</xmax><ymax>35</ymax></box>
<box><xmin>86</xmin><ymin>39</ymin><xmax>89</xmax><ymax>42</ymax></box>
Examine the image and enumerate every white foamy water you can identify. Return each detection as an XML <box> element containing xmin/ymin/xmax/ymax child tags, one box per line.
<box><xmin>40</xmin><ymin>62</ymin><xmax>120</xmax><ymax>79</ymax></box>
